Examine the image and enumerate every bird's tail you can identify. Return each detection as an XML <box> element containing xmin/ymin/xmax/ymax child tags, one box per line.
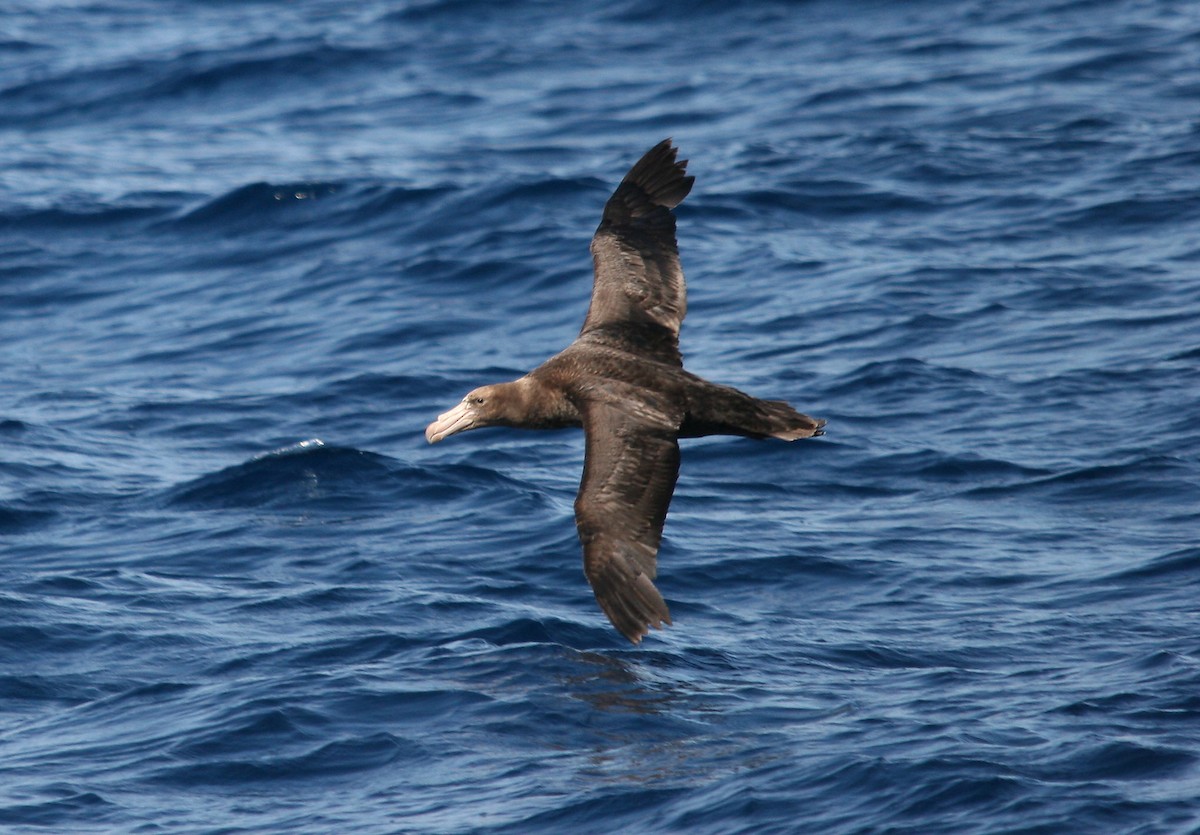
<box><xmin>680</xmin><ymin>380</ymin><xmax>825</xmax><ymax>441</ymax></box>
<box><xmin>759</xmin><ymin>400</ymin><xmax>826</xmax><ymax>441</ymax></box>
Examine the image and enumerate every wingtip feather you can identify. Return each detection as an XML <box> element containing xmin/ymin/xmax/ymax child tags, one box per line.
<box><xmin>592</xmin><ymin>566</ymin><xmax>672</xmax><ymax>645</ymax></box>
<box><xmin>773</xmin><ymin>418</ymin><xmax>827</xmax><ymax>441</ymax></box>
<box><xmin>611</xmin><ymin>572</ymin><xmax>671</xmax><ymax>643</ymax></box>
<box><xmin>616</xmin><ymin>139</ymin><xmax>695</xmax><ymax>213</ymax></box>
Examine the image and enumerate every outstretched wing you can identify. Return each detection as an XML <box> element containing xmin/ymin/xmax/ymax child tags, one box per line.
<box><xmin>583</xmin><ymin>139</ymin><xmax>695</xmax><ymax>366</ymax></box>
<box><xmin>574</xmin><ymin>393</ymin><xmax>681</xmax><ymax>644</ymax></box>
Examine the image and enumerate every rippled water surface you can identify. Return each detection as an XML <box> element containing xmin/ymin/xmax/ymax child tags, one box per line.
<box><xmin>3</xmin><ymin>0</ymin><xmax>1200</xmax><ymax>832</ymax></box>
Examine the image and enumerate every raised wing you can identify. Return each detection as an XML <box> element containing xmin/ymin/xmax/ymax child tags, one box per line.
<box><xmin>574</xmin><ymin>392</ymin><xmax>681</xmax><ymax>643</ymax></box>
<box><xmin>583</xmin><ymin>139</ymin><xmax>695</xmax><ymax>365</ymax></box>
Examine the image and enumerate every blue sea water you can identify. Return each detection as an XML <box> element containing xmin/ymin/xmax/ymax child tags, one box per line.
<box><xmin>3</xmin><ymin>0</ymin><xmax>1200</xmax><ymax>831</ymax></box>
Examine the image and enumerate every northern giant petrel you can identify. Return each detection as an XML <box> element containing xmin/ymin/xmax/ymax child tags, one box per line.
<box><xmin>425</xmin><ymin>140</ymin><xmax>824</xmax><ymax>643</ymax></box>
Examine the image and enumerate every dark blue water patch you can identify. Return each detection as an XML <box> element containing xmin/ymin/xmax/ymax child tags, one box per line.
<box><xmin>1035</xmin><ymin>47</ymin><xmax>1173</xmax><ymax>84</ymax></box>
<box><xmin>1102</xmin><ymin>546</ymin><xmax>1200</xmax><ymax>583</ymax></box>
<box><xmin>158</xmin><ymin>438</ymin><xmax>552</xmax><ymax>522</ymax></box>
<box><xmin>1120</xmin><ymin>148</ymin><xmax>1200</xmax><ymax>182</ymax></box>
<box><xmin>0</xmin><ymin>621</ymin><xmax>120</xmax><ymax>657</ymax></box>
<box><xmin>98</xmin><ymin>396</ymin><xmax>281</xmax><ymax>441</ymax></box>
<box><xmin>0</xmin><ymin>37</ymin><xmax>394</xmax><ymax>127</ymax></box>
<box><xmin>889</xmin><ymin>770</ymin><xmax>1028</xmax><ymax>824</ymax></box>
<box><xmin>493</xmin><ymin>787</ymin><xmax>688</xmax><ymax>835</ymax></box>
<box><xmin>0</xmin><ymin>789</ymin><xmax>120</xmax><ymax>828</ymax></box>
<box><xmin>332</xmin><ymin>183</ymin><xmax>459</xmax><ymax>237</ymax></box>
<box><xmin>327</xmin><ymin>686</ymin><xmax>497</xmax><ymax>730</ymax></box>
<box><xmin>153</xmin><ymin>731</ymin><xmax>422</xmax><ymax>786</ymax></box>
<box><xmin>897</xmin><ymin>36</ymin><xmax>1004</xmax><ymax>57</ymax></box>
<box><xmin>1167</xmin><ymin>344</ymin><xmax>1200</xmax><ymax>361</ymax></box>
<box><xmin>1035</xmin><ymin>740</ymin><xmax>1196</xmax><ymax>783</ymax></box>
<box><xmin>0</xmin><ymin>670</ymin><xmax>114</xmax><ymax>707</ymax></box>
<box><xmin>15</xmin><ymin>573</ymin><xmax>106</xmax><ymax>597</ymax></box>
<box><xmin>1053</xmin><ymin>192</ymin><xmax>1200</xmax><ymax>232</ymax></box>
<box><xmin>308</xmin><ymin>374</ymin><xmax>448</xmax><ymax>419</ymax></box>
<box><xmin>738</xmin><ymin>186</ymin><xmax>937</xmax><ymax>218</ymax></box>
<box><xmin>0</xmin><ymin>202</ymin><xmax>170</xmax><ymax>231</ymax></box>
<box><xmin>406</xmin><ymin>255</ymin><xmax>543</xmax><ymax>296</ymax></box>
<box><xmin>126</xmin><ymin>332</ymin><xmax>318</xmax><ymax>375</ymax></box>
<box><xmin>0</xmin><ymin>260</ymin><xmax>114</xmax><ymax>310</ymax></box>
<box><xmin>291</xmin><ymin>632</ymin><xmax>419</xmax><ymax>668</ymax></box>
<box><xmin>172</xmin><ymin>181</ymin><xmax>344</xmax><ymax>230</ymax></box>
<box><xmin>161</xmin><ymin>181</ymin><xmax>461</xmax><ymax>260</ymax></box>
<box><xmin>348</xmin><ymin>180</ymin><xmax>456</xmax><ymax>212</ymax></box>
<box><xmin>3</xmin><ymin>485</ymin><xmax>123</xmax><ymax>520</ymax></box>
<box><xmin>672</xmin><ymin>553</ymin><xmax>881</xmax><ymax>615</ymax></box>
<box><xmin>227</xmin><ymin>584</ymin><xmax>382</xmax><ymax>616</ymax></box>
<box><xmin>156</xmin><ymin>175</ymin><xmax>586</xmax><ymax>288</ymax></box>
<box><xmin>163</xmin><ymin>441</ymin><xmax>429</xmax><ymax>511</ymax></box>
<box><xmin>850</xmin><ymin>448</ymin><xmax>1053</xmax><ymax>492</ymax></box>
<box><xmin>0</xmin><ymin>504</ymin><xmax>56</xmax><ymax>533</ymax></box>
<box><xmin>964</xmin><ymin>455</ymin><xmax>1200</xmax><ymax>505</ymax></box>
<box><xmin>467</xmin><ymin>613</ymin><xmax>634</xmax><ymax>649</ymax></box>
<box><xmin>474</xmin><ymin>176</ymin><xmax>598</xmax><ymax>212</ymax></box>
<box><xmin>1054</xmin><ymin>690</ymin><xmax>1154</xmax><ymax>718</ymax></box>
<box><xmin>920</xmin><ymin>451</ymin><xmax>1042</xmax><ymax>487</ymax></box>
<box><xmin>0</xmin><ymin>37</ymin><xmax>48</xmax><ymax>54</ymax></box>
<box><xmin>138</xmin><ymin>39</ymin><xmax>392</xmax><ymax>104</ymax></box>
<box><xmin>166</xmin><ymin>702</ymin><xmax>330</xmax><ymax>762</ymax></box>
<box><xmin>823</xmin><ymin>358</ymin><xmax>999</xmax><ymax>415</ymax></box>
<box><xmin>998</xmin><ymin>268</ymin><xmax>1173</xmax><ymax>311</ymax></box>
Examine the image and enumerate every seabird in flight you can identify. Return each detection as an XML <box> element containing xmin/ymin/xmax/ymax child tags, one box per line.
<box><xmin>426</xmin><ymin>139</ymin><xmax>824</xmax><ymax>643</ymax></box>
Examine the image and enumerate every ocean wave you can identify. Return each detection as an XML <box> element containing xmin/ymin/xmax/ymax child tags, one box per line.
<box><xmin>0</xmin><ymin>38</ymin><xmax>390</xmax><ymax>126</ymax></box>
<box><xmin>153</xmin><ymin>731</ymin><xmax>419</xmax><ymax>785</ymax></box>
<box><xmin>1103</xmin><ymin>546</ymin><xmax>1200</xmax><ymax>583</ymax></box>
<box><xmin>965</xmin><ymin>455</ymin><xmax>1199</xmax><ymax>503</ymax></box>
<box><xmin>738</xmin><ymin>186</ymin><xmax>936</xmax><ymax>218</ymax></box>
<box><xmin>0</xmin><ymin>201</ymin><xmax>169</xmax><ymax>231</ymax></box>
<box><xmin>1053</xmin><ymin>193</ymin><xmax>1200</xmax><ymax>231</ymax></box>
<box><xmin>164</xmin><ymin>440</ymin><xmax>414</xmax><ymax>510</ymax></box>
<box><xmin>823</xmin><ymin>358</ymin><xmax>995</xmax><ymax>411</ymax></box>
<box><xmin>173</xmin><ymin>182</ymin><xmax>345</xmax><ymax>229</ymax></box>
<box><xmin>0</xmin><ymin>790</ymin><xmax>119</xmax><ymax>829</ymax></box>
<box><xmin>0</xmin><ymin>504</ymin><xmax>56</xmax><ymax>534</ymax></box>
<box><xmin>1033</xmin><ymin>740</ymin><xmax>1196</xmax><ymax>782</ymax></box>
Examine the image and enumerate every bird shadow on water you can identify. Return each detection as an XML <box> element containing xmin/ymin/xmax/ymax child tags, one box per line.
<box><xmin>559</xmin><ymin>649</ymin><xmax>685</xmax><ymax>715</ymax></box>
<box><xmin>545</xmin><ymin>648</ymin><xmax>729</xmax><ymax>786</ymax></box>
<box><xmin>535</xmin><ymin>643</ymin><xmax>814</xmax><ymax>797</ymax></box>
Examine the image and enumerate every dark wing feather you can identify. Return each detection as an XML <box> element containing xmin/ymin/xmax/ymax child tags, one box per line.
<box><xmin>583</xmin><ymin>139</ymin><xmax>695</xmax><ymax>366</ymax></box>
<box><xmin>574</xmin><ymin>393</ymin><xmax>681</xmax><ymax>644</ymax></box>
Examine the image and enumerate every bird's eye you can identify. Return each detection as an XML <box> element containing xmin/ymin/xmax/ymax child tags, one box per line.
<box><xmin>470</xmin><ymin>395</ymin><xmax>485</xmax><ymax>405</ymax></box>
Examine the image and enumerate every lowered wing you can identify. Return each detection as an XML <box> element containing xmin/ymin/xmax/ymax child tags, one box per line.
<box><xmin>574</xmin><ymin>393</ymin><xmax>682</xmax><ymax>643</ymax></box>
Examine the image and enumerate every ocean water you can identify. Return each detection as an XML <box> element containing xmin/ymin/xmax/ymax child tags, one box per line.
<box><xmin>3</xmin><ymin>0</ymin><xmax>1199</xmax><ymax>831</ymax></box>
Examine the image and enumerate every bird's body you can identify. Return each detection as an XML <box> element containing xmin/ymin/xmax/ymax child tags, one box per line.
<box><xmin>426</xmin><ymin>140</ymin><xmax>824</xmax><ymax>643</ymax></box>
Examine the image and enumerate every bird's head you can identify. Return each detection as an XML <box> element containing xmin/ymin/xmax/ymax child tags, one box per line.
<box><xmin>425</xmin><ymin>385</ymin><xmax>495</xmax><ymax>443</ymax></box>
<box><xmin>426</xmin><ymin>381</ymin><xmax>541</xmax><ymax>443</ymax></box>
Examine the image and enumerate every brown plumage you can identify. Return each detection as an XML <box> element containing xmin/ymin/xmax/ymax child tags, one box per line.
<box><xmin>425</xmin><ymin>140</ymin><xmax>824</xmax><ymax>644</ymax></box>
